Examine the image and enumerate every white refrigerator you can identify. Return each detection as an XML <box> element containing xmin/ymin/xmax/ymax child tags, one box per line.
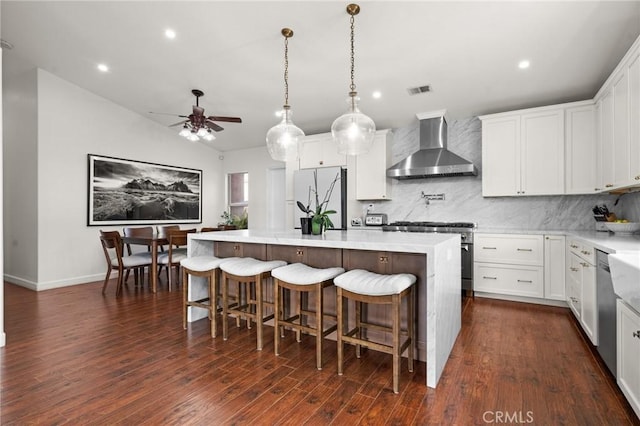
<box><xmin>293</xmin><ymin>166</ymin><xmax>347</xmax><ymax>230</ymax></box>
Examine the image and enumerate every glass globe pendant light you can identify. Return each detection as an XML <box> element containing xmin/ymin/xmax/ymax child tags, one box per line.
<box><xmin>266</xmin><ymin>28</ymin><xmax>305</xmax><ymax>162</ymax></box>
<box><xmin>331</xmin><ymin>3</ymin><xmax>375</xmax><ymax>156</ymax></box>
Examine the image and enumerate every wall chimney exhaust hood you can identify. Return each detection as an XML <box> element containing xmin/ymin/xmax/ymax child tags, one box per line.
<box><xmin>387</xmin><ymin>111</ymin><xmax>478</xmax><ymax>179</ymax></box>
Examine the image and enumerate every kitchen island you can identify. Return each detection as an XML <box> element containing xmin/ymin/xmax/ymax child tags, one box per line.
<box><xmin>186</xmin><ymin>229</ymin><xmax>461</xmax><ymax>388</ymax></box>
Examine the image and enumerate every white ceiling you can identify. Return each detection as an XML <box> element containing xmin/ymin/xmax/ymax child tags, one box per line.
<box><xmin>2</xmin><ymin>1</ymin><xmax>640</xmax><ymax>152</ymax></box>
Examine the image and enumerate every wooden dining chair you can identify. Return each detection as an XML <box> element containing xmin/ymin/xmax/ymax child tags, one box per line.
<box><xmin>157</xmin><ymin>228</ymin><xmax>196</xmax><ymax>291</ymax></box>
<box><xmin>99</xmin><ymin>230</ymin><xmax>153</xmax><ymax>296</ymax></box>
<box><xmin>156</xmin><ymin>225</ymin><xmax>180</xmax><ymax>277</ymax></box>
<box><xmin>123</xmin><ymin>226</ymin><xmax>154</xmax><ymax>286</ymax></box>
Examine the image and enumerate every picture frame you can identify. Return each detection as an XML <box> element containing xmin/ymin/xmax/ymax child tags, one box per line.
<box><xmin>88</xmin><ymin>154</ymin><xmax>202</xmax><ymax>226</ymax></box>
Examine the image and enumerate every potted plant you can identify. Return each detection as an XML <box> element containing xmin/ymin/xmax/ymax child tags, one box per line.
<box><xmin>307</xmin><ymin>170</ymin><xmax>340</xmax><ymax>235</ymax></box>
<box><xmin>296</xmin><ymin>200</ymin><xmax>313</xmax><ymax>234</ymax></box>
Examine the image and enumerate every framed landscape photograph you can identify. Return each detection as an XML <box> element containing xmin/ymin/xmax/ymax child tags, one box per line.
<box><xmin>88</xmin><ymin>154</ymin><xmax>202</xmax><ymax>226</ymax></box>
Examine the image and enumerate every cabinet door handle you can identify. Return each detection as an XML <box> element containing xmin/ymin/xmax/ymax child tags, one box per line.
<box><xmin>570</xmin><ymin>244</ymin><xmax>579</xmax><ymax>249</ymax></box>
<box><xmin>581</xmin><ymin>250</ymin><xmax>591</xmax><ymax>255</ymax></box>
<box><xmin>635</xmin><ymin>175</ymin><xmax>640</xmax><ymax>181</ymax></box>
<box><xmin>517</xmin><ymin>248</ymin><xmax>532</xmax><ymax>252</ymax></box>
<box><xmin>517</xmin><ymin>279</ymin><xmax>533</xmax><ymax>283</ymax></box>
<box><xmin>605</xmin><ymin>184</ymin><xmax>613</xmax><ymax>188</ymax></box>
<box><xmin>319</xmin><ymin>160</ymin><xmax>324</xmax><ymax>165</ymax></box>
<box><xmin>483</xmin><ymin>276</ymin><xmax>497</xmax><ymax>280</ymax></box>
<box><xmin>379</xmin><ymin>256</ymin><xmax>389</xmax><ymax>263</ymax></box>
<box><xmin>570</xmin><ymin>267</ymin><xmax>579</xmax><ymax>272</ymax></box>
<box><xmin>595</xmin><ymin>187</ymin><xmax>601</xmax><ymax>191</ymax></box>
<box><xmin>233</xmin><ymin>244</ymin><xmax>240</xmax><ymax>251</ymax></box>
<box><xmin>633</xmin><ymin>331</ymin><xmax>640</xmax><ymax>339</ymax></box>
<box><xmin>296</xmin><ymin>249</ymin><xmax>304</xmax><ymax>256</ymax></box>
<box><xmin>580</xmin><ymin>262</ymin><xmax>590</xmax><ymax>268</ymax></box>
<box><xmin>482</xmin><ymin>247</ymin><xmax>497</xmax><ymax>250</ymax></box>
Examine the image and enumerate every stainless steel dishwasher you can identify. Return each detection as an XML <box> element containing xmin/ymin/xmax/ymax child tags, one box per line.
<box><xmin>596</xmin><ymin>249</ymin><xmax>618</xmax><ymax>377</ymax></box>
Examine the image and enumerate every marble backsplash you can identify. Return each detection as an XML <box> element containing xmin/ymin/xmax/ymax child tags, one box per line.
<box><xmin>361</xmin><ymin>116</ymin><xmax>633</xmax><ymax>231</ymax></box>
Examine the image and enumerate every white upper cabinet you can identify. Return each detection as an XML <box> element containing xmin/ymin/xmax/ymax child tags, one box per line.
<box><xmin>355</xmin><ymin>130</ymin><xmax>392</xmax><ymax>200</ymax></box>
<box><xmin>595</xmin><ymin>35</ymin><xmax>640</xmax><ymax>191</ymax></box>
<box><xmin>481</xmin><ymin>116</ymin><xmax>520</xmax><ymax>196</ymax></box>
<box><xmin>480</xmin><ymin>106</ymin><xmax>565</xmax><ymax>196</ymax></box>
<box><xmin>299</xmin><ymin>132</ymin><xmax>347</xmax><ymax>169</ymax></box>
<box><xmin>565</xmin><ymin>104</ymin><xmax>596</xmax><ymax>194</ymax></box>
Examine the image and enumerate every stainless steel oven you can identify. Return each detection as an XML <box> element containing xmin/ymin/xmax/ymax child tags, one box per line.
<box><xmin>382</xmin><ymin>221</ymin><xmax>475</xmax><ymax>293</ymax></box>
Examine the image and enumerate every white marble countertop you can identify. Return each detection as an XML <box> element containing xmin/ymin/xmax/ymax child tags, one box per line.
<box><xmin>476</xmin><ymin>228</ymin><xmax>640</xmax><ymax>253</ymax></box>
<box><xmin>191</xmin><ymin>229</ymin><xmax>459</xmax><ymax>253</ymax></box>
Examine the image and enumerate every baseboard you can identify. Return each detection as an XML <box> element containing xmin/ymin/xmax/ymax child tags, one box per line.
<box><xmin>4</xmin><ymin>272</ymin><xmax>106</xmax><ymax>291</ymax></box>
<box><xmin>474</xmin><ymin>291</ymin><xmax>569</xmax><ymax>308</ymax></box>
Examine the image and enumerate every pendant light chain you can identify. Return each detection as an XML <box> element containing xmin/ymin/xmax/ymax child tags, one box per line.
<box><xmin>284</xmin><ymin>34</ymin><xmax>290</xmax><ymax>107</ymax></box>
<box><xmin>349</xmin><ymin>13</ymin><xmax>356</xmax><ymax>93</ymax></box>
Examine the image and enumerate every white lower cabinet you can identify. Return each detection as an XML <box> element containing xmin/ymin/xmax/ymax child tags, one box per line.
<box><xmin>544</xmin><ymin>235</ymin><xmax>566</xmax><ymax>301</ymax></box>
<box><xmin>474</xmin><ymin>233</ymin><xmax>545</xmax><ymax>299</ymax></box>
<box><xmin>617</xmin><ymin>299</ymin><xmax>640</xmax><ymax>420</ymax></box>
<box><xmin>475</xmin><ymin>262</ymin><xmax>544</xmax><ymax>298</ymax></box>
<box><xmin>566</xmin><ymin>238</ymin><xmax>598</xmax><ymax>345</ymax></box>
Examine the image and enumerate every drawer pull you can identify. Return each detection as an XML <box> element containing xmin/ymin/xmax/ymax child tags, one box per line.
<box><xmin>482</xmin><ymin>247</ymin><xmax>497</xmax><ymax>250</ymax></box>
<box><xmin>379</xmin><ymin>256</ymin><xmax>389</xmax><ymax>263</ymax></box>
<box><xmin>233</xmin><ymin>244</ymin><xmax>240</xmax><ymax>251</ymax></box>
<box><xmin>580</xmin><ymin>262</ymin><xmax>590</xmax><ymax>268</ymax></box>
<box><xmin>633</xmin><ymin>331</ymin><xmax>640</xmax><ymax>339</ymax></box>
<box><xmin>296</xmin><ymin>249</ymin><xmax>304</xmax><ymax>256</ymax></box>
<box><xmin>635</xmin><ymin>175</ymin><xmax>640</xmax><ymax>181</ymax></box>
<box><xmin>570</xmin><ymin>244</ymin><xmax>579</xmax><ymax>249</ymax></box>
<box><xmin>570</xmin><ymin>267</ymin><xmax>579</xmax><ymax>272</ymax></box>
<box><xmin>517</xmin><ymin>279</ymin><xmax>533</xmax><ymax>283</ymax></box>
<box><xmin>605</xmin><ymin>184</ymin><xmax>613</xmax><ymax>188</ymax></box>
<box><xmin>581</xmin><ymin>250</ymin><xmax>591</xmax><ymax>255</ymax></box>
<box><xmin>482</xmin><ymin>276</ymin><xmax>497</xmax><ymax>280</ymax></box>
<box><xmin>516</xmin><ymin>248</ymin><xmax>532</xmax><ymax>252</ymax></box>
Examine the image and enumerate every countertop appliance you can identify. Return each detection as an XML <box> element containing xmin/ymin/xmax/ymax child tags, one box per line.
<box><xmin>293</xmin><ymin>167</ymin><xmax>347</xmax><ymax>230</ymax></box>
<box><xmin>382</xmin><ymin>221</ymin><xmax>475</xmax><ymax>292</ymax></box>
<box><xmin>597</xmin><ymin>249</ymin><xmax>618</xmax><ymax>377</ymax></box>
<box><xmin>365</xmin><ymin>213</ymin><xmax>388</xmax><ymax>226</ymax></box>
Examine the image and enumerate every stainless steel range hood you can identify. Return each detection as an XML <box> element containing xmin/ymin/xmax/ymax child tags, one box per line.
<box><xmin>387</xmin><ymin>113</ymin><xmax>478</xmax><ymax>179</ymax></box>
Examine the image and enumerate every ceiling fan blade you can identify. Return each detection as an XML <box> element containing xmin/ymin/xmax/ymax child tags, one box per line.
<box><xmin>208</xmin><ymin>116</ymin><xmax>242</xmax><ymax>123</ymax></box>
<box><xmin>149</xmin><ymin>111</ymin><xmax>189</xmax><ymax>118</ymax></box>
<box><xmin>193</xmin><ymin>105</ymin><xmax>205</xmax><ymax>116</ymax></box>
<box><xmin>169</xmin><ymin>120</ymin><xmax>188</xmax><ymax>127</ymax></box>
<box><xmin>205</xmin><ymin>121</ymin><xmax>224</xmax><ymax>132</ymax></box>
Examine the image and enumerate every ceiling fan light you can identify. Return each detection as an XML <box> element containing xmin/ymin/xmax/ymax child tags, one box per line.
<box><xmin>178</xmin><ymin>125</ymin><xmax>191</xmax><ymax>138</ymax></box>
<box><xmin>331</xmin><ymin>94</ymin><xmax>375</xmax><ymax>155</ymax></box>
<box><xmin>266</xmin><ymin>107</ymin><xmax>304</xmax><ymax>162</ymax></box>
<box><xmin>187</xmin><ymin>131</ymin><xmax>199</xmax><ymax>142</ymax></box>
<box><xmin>203</xmin><ymin>130</ymin><xmax>216</xmax><ymax>141</ymax></box>
<box><xmin>196</xmin><ymin>127</ymin><xmax>208</xmax><ymax>137</ymax></box>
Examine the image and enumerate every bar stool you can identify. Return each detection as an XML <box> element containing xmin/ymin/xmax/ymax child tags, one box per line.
<box><xmin>271</xmin><ymin>263</ymin><xmax>345</xmax><ymax>370</ymax></box>
<box><xmin>334</xmin><ymin>269</ymin><xmax>417</xmax><ymax>394</ymax></box>
<box><xmin>180</xmin><ymin>256</ymin><xmax>237</xmax><ymax>338</ymax></box>
<box><xmin>220</xmin><ymin>257</ymin><xmax>287</xmax><ymax>350</ymax></box>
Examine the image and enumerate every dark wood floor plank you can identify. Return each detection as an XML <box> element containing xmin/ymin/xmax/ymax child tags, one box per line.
<box><xmin>1</xmin><ymin>280</ymin><xmax>639</xmax><ymax>425</ymax></box>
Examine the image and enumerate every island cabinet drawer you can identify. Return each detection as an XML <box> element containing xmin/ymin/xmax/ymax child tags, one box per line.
<box><xmin>474</xmin><ymin>263</ymin><xmax>544</xmax><ymax>298</ymax></box>
<box><xmin>566</xmin><ymin>238</ymin><xmax>596</xmax><ymax>265</ymax></box>
<box><xmin>214</xmin><ymin>242</ymin><xmax>267</xmax><ymax>260</ymax></box>
<box><xmin>342</xmin><ymin>250</ymin><xmax>426</xmax><ymax>285</ymax></box>
<box><xmin>266</xmin><ymin>245</ymin><xmax>342</xmax><ymax>269</ymax></box>
<box><xmin>474</xmin><ymin>234</ymin><xmax>543</xmax><ymax>266</ymax></box>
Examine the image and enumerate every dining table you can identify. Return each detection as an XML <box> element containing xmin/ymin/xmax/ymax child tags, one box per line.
<box><xmin>121</xmin><ymin>232</ymin><xmax>169</xmax><ymax>293</ymax></box>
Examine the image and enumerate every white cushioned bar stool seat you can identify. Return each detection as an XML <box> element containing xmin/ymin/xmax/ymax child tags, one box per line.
<box><xmin>220</xmin><ymin>257</ymin><xmax>287</xmax><ymax>350</ymax></box>
<box><xmin>271</xmin><ymin>263</ymin><xmax>345</xmax><ymax>370</ymax></box>
<box><xmin>334</xmin><ymin>269</ymin><xmax>417</xmax><ymax>394</ymax></box>
<box><xmin>181</xmin><ymin>256</ymin><xmax>238</xmax><ymax>338</ymax></box>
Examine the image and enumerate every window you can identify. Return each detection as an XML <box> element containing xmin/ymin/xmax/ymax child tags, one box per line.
<box><xmin>228</xmin><ymin>172</ymin><xmax>248</xmax><ymax>219</ymax></box>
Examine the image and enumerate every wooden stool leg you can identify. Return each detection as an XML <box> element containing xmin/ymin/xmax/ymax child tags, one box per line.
<box><xmin>316</xmin><ymin>283</ymin><xmax>323</xmax><ymax>370</ymax></box>
<box><xmin>337</xmin><ymin>287</ymin><xmax>344</xmax><ymax>376</ymax></box>
<box><xmin>392</xmin><ymin>293</ymin><xmax>400</xmax><ymax>394</ymax></box>
<box><xmin>222</xmin><ymin>272</ymin><xmax>229</xmax><ymax>341</ymax></box>
<box><xmin>256</xmin><ymin>275</ymin><xmax>263</xmax><ymax>351</ymax></box>
<box><xmin>296</xmin><ymin>291</ymin><xmax>303</xmax><ymax>342</ymax></box>
<box><xmin>182</xmin><ymin>268</ymin><xmax>188</xmax><ymax>330</ymax></box>
<box><xmin>274</xmin><ymin>279</ymin><xmax>281</xmax><ymax>356</ymax></box>
<box><xmin>209</xmin><ymin>269</ymin><xmax>216</xmax><ymax>338</ymax></box>
<box><xmin>408</xmin><ymin>287</ymin><xmax>415</xmax><ymax>372</ymax></box>
<box><xmin>355</xmin><ymin>301</ymin><xmax>362</xmax><ymax>359</ymax></box>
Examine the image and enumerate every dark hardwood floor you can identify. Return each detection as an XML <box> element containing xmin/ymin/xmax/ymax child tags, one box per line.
<box><xmin>1</xmin><ymin>277</ymin><xmax>639</xmax><ymax>425</ymax></box>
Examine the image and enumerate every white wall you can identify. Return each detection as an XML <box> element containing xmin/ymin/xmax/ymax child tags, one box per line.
<box><xmin>3</xmin><ymin>68</ymin><xmax>226</xmax><ymax>290</ymax></box>
<box><xmin>221</xmin><ymin>146</ymin><xmax>285</xmax><ymax>230</ymax></box>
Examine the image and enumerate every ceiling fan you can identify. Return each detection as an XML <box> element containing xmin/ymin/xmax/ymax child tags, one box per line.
<box><xmin>151</xmin><ymin>89</ymin><xmax>242</xmax><ymax>142</ymax></box>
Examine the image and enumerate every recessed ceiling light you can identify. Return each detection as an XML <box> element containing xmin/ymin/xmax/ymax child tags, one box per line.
<box><xmin>518</xmin><ymin>60</ymin><xmax>530</xmax><ymax>69</ymax></box>
<box><xmin>165</xmin><ymin>29</ymin><xmax>176</xmax><ymax>40</ymax></box>
<box><xmin>97</xmin><ymin>63</ymin><xmax>109</xmax><ymax>73</ymax></box>
<box><xmin>372</xmin><ymin>91</ymin><xmax>382</xmax><ymax>99</ymax></box>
